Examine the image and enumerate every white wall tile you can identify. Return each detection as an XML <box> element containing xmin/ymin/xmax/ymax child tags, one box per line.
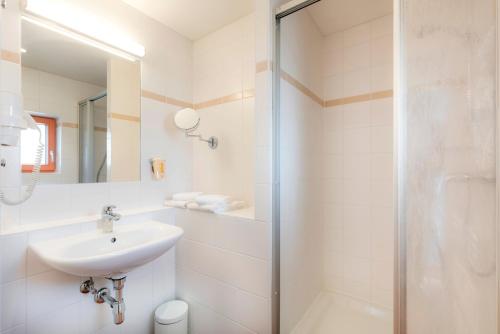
<box><xmin>26</xmin><ymin>271</ymin><xmax>81</xmax><ymax>320</ymax></box>
<box><xmin>343</xmin><ymin>43</ymin><xmax>370</xmax><ymax>72</ymax></box>
<box><xmin>370</xmin><ymin>154</ymin><xmax>393</xmax><ymax>180</ymax></box>
<box><xmin>27</xmin><ymin>303</ymin><xmax>79</xmax><ymax>334</ymax></box>
<box><xmin>343</xmin><ymin>127</ymin><xmax>370</xmax><ymax>154</ymax></box>
<box><xmin>213</xmin><ymin>215</ymin><xmax>270</xmax><ymax>260</ymax></box>
<box><xmin>255</xmin><ymin>184</ymin><xmax>272</xmax><ymax>223</ymax></box>
<box><xmin>187</xmin><ymin>300</ymin><xmax>255</xmax><ymax>334</ymax></box>
<box><xmin>325</xmin><ymin>222</ymin><xmax>343</xmax><ymax>255</ymax></box>
<box><xmin>324</xmin><ymin>106</ymin><xmax>344</xmax><ymax>132</ymax></box>
<box><xmin>69</xmin><ymin>184</ymin><xmax>110</xmax><ymax>217</ymax></box>
<box><xmin>324</xmin><ymin>74</ymin><xmax>344</xmax><ymax>100</ymax></box>
<box><xmin>370</xmin><ymin>15</ymin><xmax>393</xmax><ymax>40</ymax></box>
<box><xmin>344</xmin><ymin>69</ymin><xmax>371</xmax><ymax>96</ymax></box>
<box><xmin>235</xmin><ymin>290</ymin><xmax>270</xmax><ymax>334</ymax></box>
<box><xmin>1</xmin><ymin>279</ymin><xmax>26</xmax><ymax>330</ymax></box>
<box><xmin>324</xmin><ymin>179</ymin><xmax>344</xmax><ymax>204</ymax></box>
<box><xmin>324</xmin><ymin>155</ymin><xmax>344</xmax><ymax>179</ymax></box>
<box><xmin>0</xmin><ymin>61</ymin><xmax>21</xmax><ymax>93</ymax></box>
<box><xmin>152</xmin><ymin>250</ymin><xmax>176</xmax><ymax>308</ymax></box>
<box><xmin>192</xmin><ymin>14</ymin><xmax>255</xmax><ymax>208</ymax></box>
<box><xmin>0</xmin><ymin>234</ymin><xmax>26</xmax><ymax>284</ymax></box>
<box><xmin>108</xmin><ymin>182</ymin><xmax>145</xmax><ymax>210</ymax></box>
<box><xmin>322</xmin><ymin>16</ymin><xmax>394</xmax><ymax>307</ymax></box>
<box><xmin>370</xmin><ymin>65</ymin><xmax>393</xmax><ymax>91</ymax></box>
<box><xmin>343</xmin><ymin>101</ymin><xmax>370</xmax><ymax>128</ymax></box>
<box><xmin>1</xmin><ymin>324</ymin><xmax>26</xmax><ymax>334</ymax></box>
<box><xmin>343</xmin><ymin>23</ymin><xmax>371</xmax><ymax>47</ymax></box>
<box><xmin>370</xmin><ymin>126</ymin><xmax>393</xmax><ymax>153</ymax></box>
<box><xmin>324</xmin><ymin>204</ymin><xmax>343</xmax><ymax>228</ymax></box>
<box><xmin>371</xmin><ymin>36</ymin><xmax>393</xmax><ymax>67</ymax></box>
<box><xmin>324</xmin><ymin>131</ymin><xmax>344</xmax><ymax>154</ymax></box>
<box><xmin>323</xmin><ymin>49</ymin><xmax>344</xmax><ymax>77</ymax></box>
<box><xmin>370</xmin><ymin>98</ymin><xmax>393</xmax><ymax>126</ymax></box>
<box><xmin>343</xmin><ymin>155</ymin><xmax>370</xmax><ymax>180</ymax></box>
<box><xmin>177</xmin><ymin>239</ymin><xmax>270</xmax><ymax>298</ymax></box>
<box><xmin>255</xmin><ymin>147</ymin><xmax>272</xmax><ymax>184</ymax></box>
<box><xmin>18</xmin><ymin>185</ymin><xmax>71</xmax><ymax>224</ymax></box>
<box><xmin>370</xmin><ymin>180</ymin><xmax>393</xmax><ymax>207</ymax></box>
<box><xmin>324</xmin><ymin>32</ymin><xmax>344</xmax><ymax>51</ymax></box>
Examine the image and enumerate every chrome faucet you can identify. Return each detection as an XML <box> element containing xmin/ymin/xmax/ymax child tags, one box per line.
<box><xmin>101</xmin><ymin>205</ymin><xmax>121</xmax><ymax>233</ymax></box>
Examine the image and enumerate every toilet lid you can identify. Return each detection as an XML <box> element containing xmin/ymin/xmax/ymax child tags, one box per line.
<box><xmin>155</xmin><ymin>300</ymin><xmax>188</xmax><ymax>325</ymax></box>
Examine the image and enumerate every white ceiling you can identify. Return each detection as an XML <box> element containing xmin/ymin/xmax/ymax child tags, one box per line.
<box><xmin>121</xmin><ymin>0</ymin><xmax>255</xmax><ymax>40</ymax></box>
<box><xmin>307</xmin><ymin>0</ymin><xmax>393</xmax><ymax>35</ymax></box>
<box><xmin>22</xmin><ymin>20</ymin><xmax>108</xmax><ymax>87</ymax></box>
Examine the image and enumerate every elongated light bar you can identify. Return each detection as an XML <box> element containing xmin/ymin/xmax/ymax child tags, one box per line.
<box><xmin>24</xmin><ymin>0</ymin><xmax>145</xmax><ymax>60</ymax></box>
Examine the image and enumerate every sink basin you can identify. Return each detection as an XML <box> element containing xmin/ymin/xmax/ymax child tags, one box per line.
<box><xmin>30</xmin><ymin>220</ymin><xmax>184</xmax><ymax>278</ymax></box>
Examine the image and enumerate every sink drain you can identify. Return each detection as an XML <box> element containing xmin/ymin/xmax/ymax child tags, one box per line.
<box><xmin>110</xmin><ymin>237</ymin><xmax>117</xmax><ymax>243</ymax></box>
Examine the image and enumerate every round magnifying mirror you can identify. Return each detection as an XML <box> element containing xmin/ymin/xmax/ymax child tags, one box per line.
<box><xmin>174</xmin><ymin>108</ymin><xmax>200</xmax><ymax>133</ymax></box>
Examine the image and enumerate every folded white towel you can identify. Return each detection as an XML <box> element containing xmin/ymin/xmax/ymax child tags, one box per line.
<box><xmin>195</xmin><ymin>194</ymin><xmax>231</xmax><ymax>206</ymax></box>
<box><xmin>172</xmin><ymin>192</ymin><xmax>203</xmax><ymax>201</ymax></box>
<box><xmin>164</xmin><ymin>200</ymin><xmax>192</xmax><ymax>208</ymax></box>
<box><xmin>187</xmin><ymin>200</ymin><xmax>246</xmax><ymax>213</ymax></box>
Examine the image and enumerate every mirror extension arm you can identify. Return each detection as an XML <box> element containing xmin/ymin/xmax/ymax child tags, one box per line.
<box><xmin>185</xmin><ymin>132</ymin><xmax>218</xmax><ymax>149</ymax></box>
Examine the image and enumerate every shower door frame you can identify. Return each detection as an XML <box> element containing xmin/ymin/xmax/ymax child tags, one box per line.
<box><xmin>78</xmin><ymin>91</ymin><xmax>108</xmax><ymax>183</ymax></box>
<box><xmin>271</xmin><ymin>0</ymin><xmax>405</xmax><ymax>333</ymax></box>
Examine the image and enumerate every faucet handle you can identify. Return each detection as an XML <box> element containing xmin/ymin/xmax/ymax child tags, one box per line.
<box><xmin>102</xmin><ymin>205</ymin><xmax>117</xmax><ymax>214</ymax></box>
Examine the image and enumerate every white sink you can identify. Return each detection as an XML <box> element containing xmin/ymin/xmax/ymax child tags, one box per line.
<box><xmin>30</xmin><ymin>220</ymin><xmax>184</xmax><ymax>278</ymax></box>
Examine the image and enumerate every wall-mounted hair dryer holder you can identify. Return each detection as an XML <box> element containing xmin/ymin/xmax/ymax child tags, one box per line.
<box><xmin>185</xmin><ymin>133</ymin><xmax>218</xmax><ymax>149</ymax></box>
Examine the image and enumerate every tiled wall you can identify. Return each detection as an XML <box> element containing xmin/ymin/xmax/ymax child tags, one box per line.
<box><xmin>322</xmin><ymin>15</ymin><xmax>394</xmax><ymax>309</ymax></box>
<box><xmin>21</xmin><ymin>66</ymin><xmax>104</xmax><ymax>184</ymax></box>
<box><xmin>0</xmin><ymin>0</ymin><xmax>194</xmax><ymax>230</ymax></box>
<box><xmin>0</xmin><ymin>208</ymin><xmax>176</xmax><ymax>334</ymax></box>
<box><xmin>404</xmin><ymin>0</ymin><xmax>497</xmax><ymax>332</ymax></box>
<box><xmin>107</xmin><ymin>57</ymin><xmax>141</xmax><ymax>182</ymax></box>
<box><xmin>279</xmin><ymin>10</ymin><xmax>325</xmax><ymax>333</ymax></box>
<box><xmin>0</xmin><ymin>2</ymin><xmax>276</xmax><ymax>334</ymax></box>
<box><xmin>175</xmin><ymin>210</ymin><xmax>271</xmax><ymax>334</ymax></box>
<box><xmin>192</xmin><ymin>14</ymin><xmax>256</xmax><ymax>207</ymax></box>
<box><xmin>0</xmin><ymin>0</ymin><xmax>193</xmax><ymax>333</ymax></box>
<box><xmin>176</xmin><ymin>13</ymin><xmax>273</xmax><ymax>333</ymax></box>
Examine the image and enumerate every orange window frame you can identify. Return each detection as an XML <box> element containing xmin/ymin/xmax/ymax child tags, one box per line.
<box><xmin>22</xmin><ymin>116</ymin><xmax>57</xmax><ymax>173</ymax></box>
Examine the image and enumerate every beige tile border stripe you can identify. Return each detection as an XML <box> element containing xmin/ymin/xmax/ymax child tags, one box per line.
<box><xmin>61</xmin><ymin>122</ymin><xmax>133</xmax><ymax>130</ymax></box>
<box><xmin>141</xmin><ymin>90</ymin><xmax>166</xmax><ymax>103</ymax></box>
<box><xmin>325</xmin><ymin>90</ymin><xmax>393</xmax><ymax>107</ymax></box>
<box><xmin>142</xmin><ymin>88</ymin><xmax>255</xmax><ymax>111</ymax></box>
<box><xmin>166</xmin><ymin>97</ymin><xmax>192</xmax><ymax>109</ymax></box>
<box><xmin>142</xmin><ymin>62</ymin><xmax>391</xmax><ymax>111</ymax></box>
<box><xmin>111</xmin><ymin>113</ymin><xmax>140</xmax><ymax>123</ymax></box>
<box><xmin>1</xmin><ymin>50</ymin><xmax>20</xmax><ymax>64</ymax></box>
<box><xmin>62</xmin><ymin>122</ymin><xmax>78</xmax><ymax>129</ymax></box>
<box><xmin>256</xmin><ymin>60</ymin><xmax>272</xmax><ymax>73</ymax></box>
<box><xmin>281</xmin><ymin>71</ymin><xmax>324</xmax><ymax>106</ymax></box>
<box><xmin>193</xmin><ymin>89</ymin><xmax>255</xmax><ymax>110</ymax></box>
<box><xmin>141</xmin><ymin>89</ymin><xmax>193</xmax><ymax>109</ymax></box>
<box><xmin>282</xmin><ymin>69</ymin><xmax>393</xmax><ymax>108</ymax></box>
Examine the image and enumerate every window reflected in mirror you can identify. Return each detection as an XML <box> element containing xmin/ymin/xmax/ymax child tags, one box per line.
<box><xmin>20</xmin><ymin>18</ymin><xmax>141</xmax><ymax>184</ymax></box>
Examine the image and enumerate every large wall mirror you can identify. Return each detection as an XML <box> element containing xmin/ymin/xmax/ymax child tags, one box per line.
<box><xmin>20</xmin><ymin>18</ymin><xmax>141</xmax><ymax>184</ymax></box>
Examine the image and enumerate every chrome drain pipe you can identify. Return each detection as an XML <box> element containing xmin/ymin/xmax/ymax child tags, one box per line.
<box><xmin>81</xmin><ymin>277</ymin><xmax>127</xmax><ymax>325</ymax></box>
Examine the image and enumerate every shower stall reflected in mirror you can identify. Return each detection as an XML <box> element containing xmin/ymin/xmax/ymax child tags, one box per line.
<box><xmin>78</xmin><ymin>93</ymin><xmax>108</xmax><ymax>183</ymax></box>
<box><xmin>273</xmin><ymin>0</ymin><xmax>396</xmax><ymax>333</ymax></box>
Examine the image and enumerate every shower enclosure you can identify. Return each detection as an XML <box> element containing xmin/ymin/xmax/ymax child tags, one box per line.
<box><xmin>273</xmin><ymin>0</ymin><xmax>396</xmax><ymax>333</ymax></box>
<box><xmin>78</xmin><ymin>93</ymin><xmax>108</xmax><ymax>183</ymax></box>
<box><xmin>273</xmin><ymin>0</ymin><xmax>498</xmax><ymax>333</ymax></box>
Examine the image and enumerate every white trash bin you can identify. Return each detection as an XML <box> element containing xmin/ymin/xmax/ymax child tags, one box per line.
<box><xmin>154</xmin><ymin>300</ymin><xmax>188</xmax><ymax>334</ymax></box>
